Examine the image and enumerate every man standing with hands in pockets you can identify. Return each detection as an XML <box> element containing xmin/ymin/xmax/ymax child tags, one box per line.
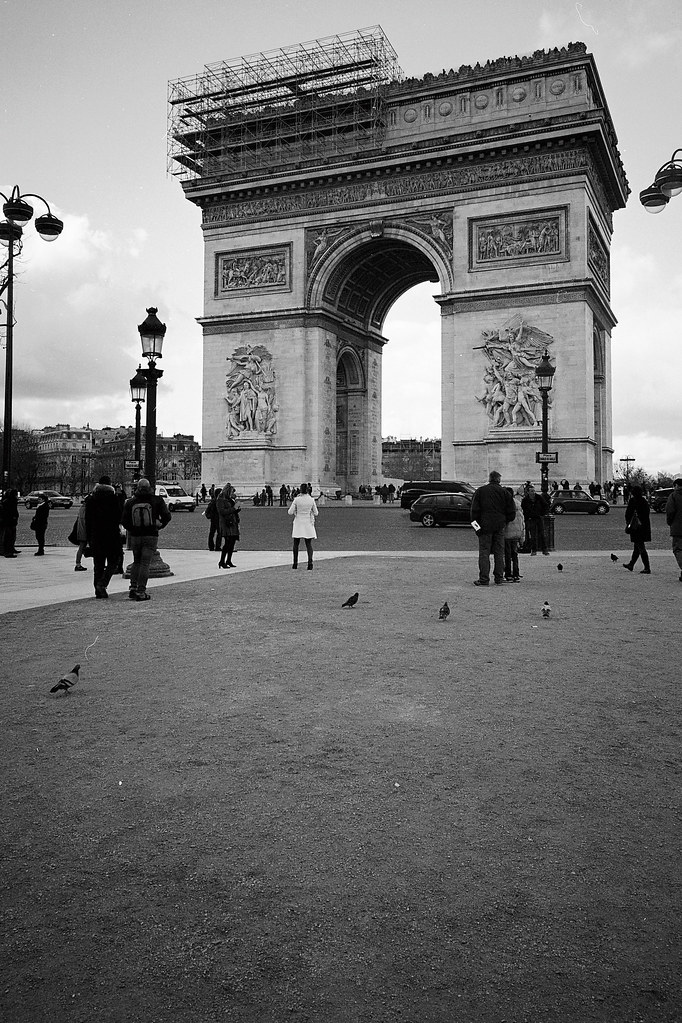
<box><xmin>470</xmin><ymin>470</ymin><xmax>516</xmax><ymax>586</ymax></box>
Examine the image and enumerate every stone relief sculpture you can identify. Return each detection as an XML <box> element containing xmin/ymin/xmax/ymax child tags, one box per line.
<box><xmin>405</xmin><ymin>212</ymin><xmax>453</xmax><ymax>258</ymax></box>
<box><xmin>224</xmin><ymin>344</ymin><xmax>278</xmax><ymax>438</ymax></box>
<box><xmin>474</xmin><ymin>213</ymin><xmax>561</xmax><ymax>266</ymax></box>
<box><xmin>474</xmin><ymin>315</ymin><xmax>554</xmax><ymax>428</ymax></box>
<box><xmin>588</xmin><ymin>221</ymin><xmax>610</xmax><ymax>293</ymax></box>
<box><xmin>218</xmin><ymin>250</ymin><xmax>287</xmax><ymax>293</ymax></box>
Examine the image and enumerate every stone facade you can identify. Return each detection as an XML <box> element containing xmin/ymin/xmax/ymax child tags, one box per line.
<box><xmin>175</xmin><ymin>40</ymin><xmax>628</xmax><ymax>491</ymax></box>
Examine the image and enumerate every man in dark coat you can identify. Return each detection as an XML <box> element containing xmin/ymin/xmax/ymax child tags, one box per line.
<box><xmin>521</xmin><ymin>484</ymin><xmax>550</xmax><ymax>555</ymax></box>
<box><xmin>470</xmin><ymin>470</ymin><xmax>516</xmax><ymax>586</ymax></box>
<box><xmin>85</xmin><ymin>475</ymin><xmax>122</xmax><ymax>598</ymax></box>
<box><xmin>121</xmin><ymin>478</ymin><xmax>171</xmax><ymax>601</ymax></box>
<box><xmin>33</xmin><ymin>493</ymin><xmax>50</xmax><ymax>556</ymax></box>
<box><xmin>665</xmin><ymin>477</ymin><xmax>682</xmax><ymax>581</ymax></box>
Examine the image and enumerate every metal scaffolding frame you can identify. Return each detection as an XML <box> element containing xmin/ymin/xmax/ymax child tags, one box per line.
<box><xmin>167</xmin><ymin>26</ymin><xmax>403</xmax><ymax>180</ymax></box>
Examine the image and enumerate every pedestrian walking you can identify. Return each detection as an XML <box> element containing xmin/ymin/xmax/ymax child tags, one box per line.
<box><xmin>521</xmin><ymin>485</ymin><xmax>550</xmax><ymax>555</ymax></box>
<box><xmin>121</xmin><ymin>478</ymin><xmax>171</xmax><ymax>600</ymax></box>
<box><xmin>622</xmin><ymin>485</ymin><xmax>652</xmax><ymax>574</ymax></box>
<box><xmin>32</xmin><ymin>493</ymin><xmax>50</xmax><ymax>556</ymax></box>
<box><xmin>470</xmin><ymin>471</ymin><xmax>515</xmax><ymax>586</ymax></box>
<box><xmin>665</xmin><ymin>477</ymin><xmax>682</xmax><ymax>582</ymax></box>
<box><xmin>1</xmin><ymin>488</ymin><xmax>20</xmax><ymax>558</ymax></box>
<box><xmin>288</xmin><ymin>483</ymin><xmax>318</xmax><ymax>570</ymax></box>
<box><xmin>216</xmin><ymin>484</ymin><xmax>241</xmax><ymax>568</ymax></box>
<box><xmin>504</xmin><ymin>487</ymin><xmax>525</xmax><ymax>581</ymax></box>
<box><xmin>85</xmin><ymin>475</ymin><xmax>123</xmax><ymax>599</ymax></box>
<box><xmin>73</xmin><ymin>500</ymin><xmax>89</xmax><ymax>571</ymax></box>
<box><xmin>204</xmin><ymin>491</ymin><xmax>222</xmax><ymax>551</ymax></box>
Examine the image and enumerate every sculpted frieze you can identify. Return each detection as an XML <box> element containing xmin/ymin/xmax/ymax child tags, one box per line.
<box><xmin>224</xmin><ymin>344</ymin><xmax>278</xmax><ymax>439</ymax></box>
<box><xmin>474</xmin><ymin>314</ymin><xmax>554</xmax><ymax>429</ymax></box>
<box><xmin>216</xmin><ymin>247</ymin><xmax>289</xmax><ymax>296</ymax></box>
<box><xmin>587</xmin><ymin>219</ymin><xmax>610</xmax><ymax>295</ymax></box>
<box><xmin>203</xmin><ymin>147</ymin><xmax>597</xmax><ymax>227</ymax></box>
<box><xmin>470</xmin><ymin>208</ymin><xmax>566</xmax><ymax>270</ymax></box>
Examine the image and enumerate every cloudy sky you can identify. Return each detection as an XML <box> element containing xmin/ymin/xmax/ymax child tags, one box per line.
<box><xmin>2</xmin><ymin>0</ymin><xmax>681</xmax><ymax>474</ymax></box>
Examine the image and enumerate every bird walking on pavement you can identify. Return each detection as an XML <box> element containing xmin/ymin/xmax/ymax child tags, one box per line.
<box><xmin>50</xmin><ymin>664</ymin><xmax>81</xmax><ymax>694</ymax></box>
<box><xmin>439</xmin><ymin>601</ymin><xmax>450</xmax><ymax>621</ymax></box>
<box><xmin>541</xmin><ymin>602</ymin><xmax>551</xmax><ymax>619</ymax></box>
<box><xmin>342</xmin><ymin>592</ymin><xmax>359</xmax><ymax>609</ymax></box>
<box><xmin>610</xmin><ymin>553</ymin><xmax>618</xmax><ymax>563</ymax></box>
<box><xmin>557</xmin><ymin>564</ymin><xmax>563</xmax><ymax>572</ymax></box>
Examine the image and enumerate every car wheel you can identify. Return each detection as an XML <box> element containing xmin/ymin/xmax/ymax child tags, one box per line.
<box><xmin>188</xmin><ymin>506</ymin><xmax>195</xmax><ymax>513</ymax></box>
<box><xmin>421</xmin><ymin>512</ymin><xmax>436</xmax><ymax>528</ymax></box>
<box><xmin>553</xmin><ymin>504</ymin><xmax>565</xmax><ymax>515</ymax></box>
<box><xmin>596</xmin><ymin>504</ymin><xmax>608</xmax><ymax>515</ymax></box>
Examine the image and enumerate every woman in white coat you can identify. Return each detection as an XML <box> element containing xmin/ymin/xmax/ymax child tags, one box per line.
<box><xmin>288</xmin><ymin>483</ymin><xmax>318</xmax><ymax>570</ymax></box>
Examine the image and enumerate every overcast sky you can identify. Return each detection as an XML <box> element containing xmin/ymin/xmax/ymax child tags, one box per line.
<box><xmin>1</xmin><ymin>0</ymin><xmax>680</xmax><ymax>474</ymax></box>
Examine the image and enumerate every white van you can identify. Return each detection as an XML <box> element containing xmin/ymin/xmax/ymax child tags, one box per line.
<box><xmin>155</xmin><ymin>482</ymin><xmax>195</xmax><ymax>512</ymax></box>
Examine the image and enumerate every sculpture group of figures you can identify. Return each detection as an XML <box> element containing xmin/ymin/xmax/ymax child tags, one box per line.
<box><xmin>475</xmin><ymin>316</ymin><xmax>554</xmax><ymax>429</ymax></box>
<box><xmin>477</xmin><ymin>216</ymin><xmax>560</xmax><ymax>261</ymax></box>
<box><xmin>220</xmin><ymin>253</ymin><xmax>286</xmax><ymax>291</ymax></box>
<box><xmin>224</xmin><ymin>345</ymin><xmax>278</xmax><ymax>438</ymax></box>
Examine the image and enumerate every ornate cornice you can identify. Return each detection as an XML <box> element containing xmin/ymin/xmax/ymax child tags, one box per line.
<box><xmin>436</xmin><ymin>279</ymin><xmax>617</xmax><ymax>330</ymax></box>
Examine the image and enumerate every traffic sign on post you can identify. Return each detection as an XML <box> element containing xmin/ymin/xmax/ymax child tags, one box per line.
<box><xmin>536</xmin><ymin>452</ymin><xmax>559</xmax><ymax>463</ymax></box>
<box><xmin>125</xmin><ymin>459</ymin><xmax>142</xmax><ymax>470</ymax></box>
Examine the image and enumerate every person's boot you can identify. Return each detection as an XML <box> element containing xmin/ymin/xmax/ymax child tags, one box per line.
<box><xmin>292</xmin><ymin>544</ymin><xmax>298</xmax><ymax>570</ymax></box>
<box><xmin>307</xmin><ymin>561</ymin><xmax>313</xmax><ymax>571</ymax></box>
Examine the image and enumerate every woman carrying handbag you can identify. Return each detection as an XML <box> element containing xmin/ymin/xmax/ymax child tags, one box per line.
<box><xmin>623</xmin><ymin>484</ymin><xmax>651</xmax><ymax>574</ymax></box>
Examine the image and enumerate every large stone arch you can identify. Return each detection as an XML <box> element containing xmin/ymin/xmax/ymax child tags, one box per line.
<box><xmin>173</xmin><ymin>31</ymin><xmax>628</xmax><ymax>491</ymax></box>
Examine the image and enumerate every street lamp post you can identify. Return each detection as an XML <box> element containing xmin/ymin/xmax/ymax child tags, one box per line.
<box><xmin>535</xmin><ymin>349</ymin><xmax>556</xmax><ymax>496</ymax></box>
<box><xmin>129</xmin><ymin>366</ymin><xmax>147</xmax><ymax>486</ymax></box>
<box><xmin>640</xmin><ymin>149</ymin><xmax>682</xmax><ymax>213</ymax></box>
<box><xmin>137</xmin><ymin>307</ymin><xmax>172</xmax><ymax>578</ymax></box>
<box><xmin>0</xmin><ymin>186</ymin><xmax>63</xmax><ymax>491</ymax></box>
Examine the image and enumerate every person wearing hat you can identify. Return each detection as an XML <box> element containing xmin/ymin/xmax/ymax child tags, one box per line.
<box><xmin>121</xmin><ymin>478</ymin><xmax>171</xmax><ymax>600</ymax></box>
<box><xmin>665</xmin><ymin>478</ymin><xmax>682</xmax><ymax>581</ymax></box>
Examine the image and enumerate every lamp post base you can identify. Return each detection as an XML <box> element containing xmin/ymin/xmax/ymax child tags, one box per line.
<box><xmin>124</xmin><ymin>549</ymin><xmax>174</xmax><ymax>580</ymax></box>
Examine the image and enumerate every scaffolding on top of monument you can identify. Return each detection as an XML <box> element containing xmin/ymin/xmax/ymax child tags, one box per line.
<box><xmin>167</xmin><ymin>26</ymin><xmax>403</xmax><ymax>181</ymax></box>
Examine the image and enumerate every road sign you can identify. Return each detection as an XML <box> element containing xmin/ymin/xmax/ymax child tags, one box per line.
<box><xmin>125</xmin><ymin>460</ymin><xmax>142</xmax><ymax>470</ymax></box>
<box><xmin>536</xmin><ymin>452</ymin><xmax>558</xmax><ymax>463</ymax></box>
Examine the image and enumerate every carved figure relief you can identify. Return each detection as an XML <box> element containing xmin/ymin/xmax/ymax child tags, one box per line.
<box><xmin>470</xmin><ymin>209</ymin><xmax>566</xmax><ymax>270</ymax></box>
<box><xmin>216</xmin><ymin>247</ymin><xmax>289</xmax><ymax>296</ymax></box>
<box><xmin>306</xmin><ymin>226</ymin><xmax>351</xmax><ymax>273</ymax></box>
<box><xmin>224</xmin><ymin>345</ymin><xmax>278</xmax><ymax>439</ymax></box>
<box><xmin>587</xmin><ymin>219</ymin><xmax>610</xmax><ymax>294</ymax></box>
<box><xmin>404</xmin><ymin>212</ymin><xmax>453</xmax><ymax>259</ymax></box>
<box><xmin>474</xmin><ymin>314</ymin><xmax>554</xmax><ymax>429</ymax></box>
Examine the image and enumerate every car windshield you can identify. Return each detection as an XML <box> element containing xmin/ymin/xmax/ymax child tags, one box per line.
<box><xmin>164</xmin><ymin>487</ymin><xmax>186</xmax><ymax>497</ymax></box>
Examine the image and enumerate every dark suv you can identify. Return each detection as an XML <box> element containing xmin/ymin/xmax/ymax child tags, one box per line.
<box><xmin>401</xmin><ymin>480</ymin><xmax>474</xmax><ymax>509</ymax></box>
<box><xmin>650</xmin><ymin>488</ymin><xmax>673</xmax><ymax>513</ymax></box>
<box><xmin>409</xmin><ymin>492</ymin><xmax>473</xmax><ymax>527</ymax></box>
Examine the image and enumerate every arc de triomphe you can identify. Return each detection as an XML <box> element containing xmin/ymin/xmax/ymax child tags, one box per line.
<box><xmin>168</xmin><ymin>27</ymin><xmax>628</xmax><ymax>491</ymax></box>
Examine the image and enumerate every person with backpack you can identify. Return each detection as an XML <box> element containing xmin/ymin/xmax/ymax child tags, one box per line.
<box><xmin>85</xmin><ymin>475</ymin><xmax>123</xmax><ymax>598</ymax></box>
<box><xmin>121</xmin><ymin>478</ymin><xmax>171</xmax><ymax>601</ymax></box>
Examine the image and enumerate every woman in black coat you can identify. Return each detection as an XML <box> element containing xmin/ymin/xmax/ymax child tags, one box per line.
<box><xmin>623</xmin><ymin>485</ymin><xmax>651</xmax><ymax>574</ymax></box>
<box><xmin>33</xmin><ymin>493</ymin><xmax>50</xmax><ymax>556</ymax></box>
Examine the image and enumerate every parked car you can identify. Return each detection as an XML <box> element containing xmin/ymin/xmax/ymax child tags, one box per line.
<box><xmin>23</xmin><ymin>490</ymin><xmax>73</xmax><ymax>510</ymax></box>
<box><xmin>650</xmin><ymin>488</ymin><xmax>673</xmax><ymax>513</ymax></box>
<box><xmin>155</xmin><ymin>482</ymin><xmax>195</xmax><ymax>512</ymax></box>
<box><xmin>409</xmin><ymin>492</ymin><xmax>473</xmax><ymax>527</ymax></box>
<box><xmin>550</xmin><ymin>491</ymin><xmax>609</xmax><ymax>515</ymax></box>
<box><xmin>401</xmin><ymin>480</ymin><xmax>475</xmax><ymax>509</ymax></box>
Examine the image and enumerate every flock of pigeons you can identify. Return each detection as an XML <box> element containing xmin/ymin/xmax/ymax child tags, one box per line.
<box><xmin>50</xmin><ymin>555</ymin><xmax>625</xmax><ymax>694</ymax></box>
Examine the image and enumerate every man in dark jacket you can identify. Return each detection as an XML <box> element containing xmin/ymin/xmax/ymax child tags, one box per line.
<box><xmin>521</xmin><ymin>485</ymin><xmax>550</xmax><ymax>555</ymax></box>
<box><xmin>121</xmin><ymin>478</ymin><xmax>171</xmax><ymax>601</ymax></box>
<box><xmin>470</xmin><ymin>470</ymin><xmax>516</xmax><ymax>585</ymax></box>
<box><xmin>85</xmin><ymin>475</ymin><xmax>122</xmax><ymax>599</ymax></box>
<box><xmin>665</xmin><ymin>477</ymin><xmax>682</xmax><ymax>581</ymax></box>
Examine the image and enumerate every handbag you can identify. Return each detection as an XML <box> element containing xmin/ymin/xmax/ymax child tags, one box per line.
<box><xmin>67</xmin><ymin>519</ymin><xmax>79</xmax><ymax>545</ymax></box>
<box><xmin>627</xmin><ymin>510</ymin><xmax>641</xmax><ymax>533</ymax></box>
<box><xmin>30</xmin><ymin>516</ymin><xmax>37</xmax><ymax>531</ymax></box>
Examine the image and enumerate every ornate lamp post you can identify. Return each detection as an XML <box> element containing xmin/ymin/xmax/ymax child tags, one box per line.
<box><xmin>129</xmin><ymin>366</ymin><xmax>147</xmax><ymax>485</ymax></box>
<box><xmin>640</xmin><ymin>149</ymin><xmax>682</xmax><ymax>213</ymax></box>
<box><xmin>535</xmin><ymin>349</ymin><xmax>556</xmax><ymax>496</ymax></box>
<box><xmin>135</xmin><ymin>307</ymin><xmax>172</xmax><ymax>578</ymax></box>
<box><xmin>0</xmin><ymin>186</ymin><xmax>63</xmax><ymax>491</ymax></box>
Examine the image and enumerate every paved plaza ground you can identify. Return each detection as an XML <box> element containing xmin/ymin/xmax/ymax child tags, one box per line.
<box><xmin>1</xmin><ymin>525</ymin><xmax>680</xmax><ymax>1021</ymax></box>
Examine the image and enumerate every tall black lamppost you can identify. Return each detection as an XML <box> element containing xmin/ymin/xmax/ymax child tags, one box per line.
<box><xmin>0</xmin><ymin>186</ymin><xmax>63</xmax><ymax>491</ymax></box>
<box><xmin>535</xmin><ymin>349</ymin><xmax>556</xmax><ymax>496</ymax></box>
<box><xmin>136</xmin><ymin>307</ymin><xmax>172</xmax><ymax>578</ymax></box>
<box><xmin>129</xmin><ymin>366</ymin><xmax>147</xmax><ymax>485</ymax></box>
<box><xmin>639</xmin><ymin>149</ymin><xmax>682</xmax><ymax>213</ymax></box>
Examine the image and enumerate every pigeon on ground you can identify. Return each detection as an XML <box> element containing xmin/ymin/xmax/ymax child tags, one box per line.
<box><xmin>541</xmin><ymin>602</ymin><xmax>551</xmax><ymax>619</ymax></box>
<box><xmin>341</xmin><ymin>592</ymin><xmax>359</xmax><ymax>609</ymax></box>
<box><xmin>610</xmin><ymin>553</ymin><xmax>618</xmax><ymax>562</ymax></box>
<box><xmin>50</xmin><ymin>664</ymin><xmax>81</xmax><ymax>694</ymax></box>
<box><xmin>557</xmin><ymin>564</ymin><xmax>563</xmax><ymax>572</ymax></box>
<box><xmin>439</xmin><ymin>601</ymin><xmax>450</xmax><ymax>621</ymax></box>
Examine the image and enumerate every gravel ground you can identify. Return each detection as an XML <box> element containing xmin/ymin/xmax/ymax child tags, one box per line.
<box><xmin>2</xmin><ymin>553</ymin><xmax>680</xmax><ymax>1022</ymax></box>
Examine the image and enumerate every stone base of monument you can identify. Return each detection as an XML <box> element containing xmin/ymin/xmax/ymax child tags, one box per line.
<box><xmin>124</xmin><ymin>549</ymin><xmax>174</xmax><ymax>580</ymax></box>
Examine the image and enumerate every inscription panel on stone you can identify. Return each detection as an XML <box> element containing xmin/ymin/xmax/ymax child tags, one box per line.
<box><xmin>469</xmin><ymin>207</ymin><xmax>568</xmax><ymax>271</ymax></box>
<box><xmin>215</xmin><ymin>246</ymin><xmax>291</xmax><ymax>297</ymax></box>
